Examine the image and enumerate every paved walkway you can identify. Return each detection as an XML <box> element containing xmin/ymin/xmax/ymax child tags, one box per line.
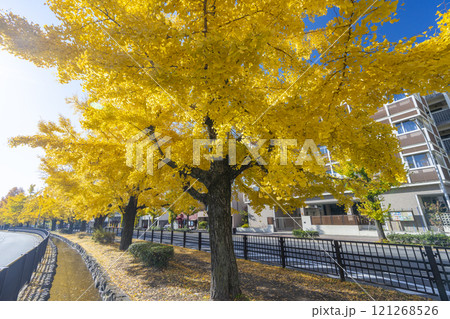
<box><xmin>236</xmin><ymin>231</ymin><xmax>380</xmax><ymax>242</ymax></box>
<box><xmin>0</xmin><ymin>231</ymin><xmax>41</xmax><ymax>267</ymax></box>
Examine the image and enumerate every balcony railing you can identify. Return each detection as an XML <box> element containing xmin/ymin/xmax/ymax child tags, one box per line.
<box><xmin>443</xmin><ymin>138</ymin><xmax>450</xmax><ymax>154</ymax></box>
<box><xmin>432</xmin><ymin>108</ymin><xmax>450</xmax><ymax>126</ymax></box>
<box><xmin>426</xmin><ymin>92</ymin><xmax>444</xmax><ymax>101</ymax></box>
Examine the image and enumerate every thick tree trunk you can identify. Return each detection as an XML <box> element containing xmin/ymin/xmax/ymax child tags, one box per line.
<box><xmin>120</xmin><ymin>196</ymin><xmax>138</xmax><ymax>251</ymax></box>
<box><xmin>207</xmin><ymin>176</ymin><xmax>241</xmax><ymax>300</ymax></box>
<box><xmin>80</xmin><ymin>220</ymin><xmax>87</xmax><ymax>232</ymax></box>
<box><xmin>51</xmin><ymin>219</ymin><xmax>57</xmax><ymax>231</ymax></box>
<box><xmin>375</xmin><ymin>220</ymin><xmax>387</xmax><ymax>241</ymax></box>
<box><xmin>94</xmin><ymin>215</ymin><xmax>106</xmax><ymax>230</ymax></box>
<box><xmin>59</xmin><ymin>220</ymin><xmax>65</xmax><ymax>229</ymax></box>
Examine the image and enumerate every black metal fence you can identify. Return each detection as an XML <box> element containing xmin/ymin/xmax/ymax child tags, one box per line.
<box><xmin>103</xmin><ymin>227</ymin><xmax>450</xmax><ymax>300</ymax></box>
<box><xmin>0</xmin><ymin>227</ymin><xmax>49</xmax><ymax>301</ymax></box>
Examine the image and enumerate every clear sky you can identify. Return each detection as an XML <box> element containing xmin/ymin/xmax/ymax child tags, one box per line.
<box><xmin>0</xmin><ymin>0</ymin><xmax>82</xmax><ymax>196</ymax></box>
<box><xmin>0</xmin><ymin>0</ymin><xmax>446</xmax><ymax>197</ymax></box>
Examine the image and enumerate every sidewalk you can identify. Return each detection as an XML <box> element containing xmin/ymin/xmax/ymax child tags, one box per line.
<box><xmin>236</xmin><ymin>231</ymin><xmax>380</xmax><ymax>242</ymax></box>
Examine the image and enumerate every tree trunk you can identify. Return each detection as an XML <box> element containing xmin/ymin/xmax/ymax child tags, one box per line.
<box><xmin>94</xmin><ymin>215</ymin><xmax>106</xmax><ymax>230</ymax></box>
<box><xmin>59</xmin><ymin>220</ymin><xmax>65</xmax><ymax>229</ymax></box>
<box><xmin>51</xmin><ymin>219</ymin><xmax>57</xmax><ymax>231</ymax></box>
<box><xmin>375</xmin><ymin>220</ymin><xmax>387</xmax><ymax>241</ymax></box>
<box><xmin>207</xmin><ymin>175</ymin><xmax>241</xmax><ymax>300</ymax></box>
<box><xmin>68</xmin><ymin>220</ymin><xmax>74</xmax><ymax>233</ymax></box>
<box><xmin>120</xmin><ymin>196</ymin><xmax>138</xmax><ymax>251</ymax></box>
<box><xmin>80</xmin><ymin>220</ymin><xmax>87</xmax><ymax>232</ymax></box>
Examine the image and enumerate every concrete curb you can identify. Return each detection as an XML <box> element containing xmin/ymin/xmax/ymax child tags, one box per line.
<box><xmin>50</xmin><ymin>233</ymin><xmax>130</xmax><ymax>301</ymax></box>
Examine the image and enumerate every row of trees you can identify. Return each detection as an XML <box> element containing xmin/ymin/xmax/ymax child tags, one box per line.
<box><xmin>1</xmin><ymin>0</ymin><xmax>448</xmax><ymax>299</ymax></box>
<box><xmin>0</xmin><ymin>185</ymin><xmax>90</xmax><ymax>231</ymax></box>
<box><xmin>0</xmin><ymin>186</ymin><xmax>62</xmax><ymax>227</ymax></box>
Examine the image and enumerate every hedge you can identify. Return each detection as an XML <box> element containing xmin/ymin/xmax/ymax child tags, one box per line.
<box><xmin>198</xmin><ymin>221</ymin><xmax>208</xmax><ymax>229</ymax></box>
<box><xmin>387</xmin><ymin>233</ymin><xmax>450</xmax><ymax>247</ymax></box>
<box><xmin>292</xmin><ymin>229</ymin><xmax>319</xmax><ymax>238</ymax></box>
<box><xmin>92</xmin><ymin>228</ymin><xmax>115</xmax><ymax>244</ymax></box>
<box><xmin>129</xmin><ymin>242</ymin><xmax>174</xmax><ymax>269</ymax></box>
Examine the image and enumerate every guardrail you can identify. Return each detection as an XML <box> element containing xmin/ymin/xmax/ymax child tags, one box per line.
<box><xmin>0</xmin><ymin>227</ymin><xmax>49</xmax><ymax>301</ymax></box>
<box><xmin>101</xmin><ymin>227</ymin><xmax>450</xmax><ymax>300</ymax></box>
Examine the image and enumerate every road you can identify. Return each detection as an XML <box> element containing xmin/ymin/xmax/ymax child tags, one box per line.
<box><xmin>0</xmin><ymin>231</ymin><xmax>42</xmax><ymax>268</ymax></box>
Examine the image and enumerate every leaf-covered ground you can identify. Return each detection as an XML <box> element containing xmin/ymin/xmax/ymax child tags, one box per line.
<box><xmin>61</xmin><ymin>233</ymin><xmax>429</xmax><ymax>301</ymax></box>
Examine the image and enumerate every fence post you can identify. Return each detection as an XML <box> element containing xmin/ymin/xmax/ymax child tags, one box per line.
<box><xmin>0</xmin><ymin>268</ymin><xmax>7</xmax><ymax>298</ymax></box>
<box><xmin>16</xmin><ymin>256</ymin><xmax>28</xmax><ymax>295</ymax></box>
<box><xmin>116</xmin><ymin>228</ymin><xmax>119</xmax><ymax>236</ymax></box>
<box><xmin>136</xmin><ymin>229</ymin><xmax>140</xmax><ymax>239</ymax></box>
<box><xmin>333</xmin><ymin>240</ymin><xmax>346</xmax><ymax>282</ymax></box>
<box><xmin>198</xmin><ymin>232</ymin><xmax>202</xmax><ymax>251</ymax></box>
<box><xmin>170</xmin><ymin>230</ymin><xmax>174</xmax><ymax>245</ymax></box>
<box><xmin>151</xmin><ymin>229</ymin><xmax>154</xmax><ymax>242</ymax></box>
<box><xmin>183</xmin><ymin>231</ymin><xmax>187</xmax><ymax>248</ymax></box>
<box><xmin>243</xmin><ymin>235</ymin><xmax>248</xmax><ymax>260</ymax></box>
<box><xmin>143</xmin><ymin>230</ymin><xmax>146</xmax><ymax>241</ymax></box>
<box><xmin>279</xmin><ymin>237</ymin><xmax>286</xmax><ymax>268</ymax></box>
<box><xmin>424</xmin><ymin>246</ymin><xmax>449</xmax><ymax>301</ymax></box>
<box><xmin>160</xmin><ymin>229</ymin><xmax>163</xmax><ymax>243</ymax></box>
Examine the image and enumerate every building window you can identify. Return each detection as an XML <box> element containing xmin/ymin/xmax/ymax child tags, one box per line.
<box><xmin>405</xmin><ymin>153</ymin><xmax>431</xmax><ymax>169</ymax></box>
<box><xmin>395</xmin><ymin>120</ymin><xmax>418</xmax><ymax>135</ymax></box>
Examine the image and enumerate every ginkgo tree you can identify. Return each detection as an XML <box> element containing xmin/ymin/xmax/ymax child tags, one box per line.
<box><xmin>10</xmin><ymin>112</ymin><xmax>199</xmax><ymax>250</ymax></box>
<box><xmin>338</xmin><ymin>163</ymin><xmax>403</xmax><ymax>240</ymax></box>
<box><xmin>0</xmin><ymin>189</ymin><xmax>26</xmax><ymax>226</ymax></box>
<box><xmin>1</xmin><ymin>0</ymin><xmax>449</xmax><ymax>300</ymax></box>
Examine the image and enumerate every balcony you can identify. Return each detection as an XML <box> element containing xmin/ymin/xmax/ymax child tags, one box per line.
<box><xmin>432</xmin><ymin>108</ymin><xmax>450</xmax><ymax>126</ymax></box>
<box><xmin>443</xmin><ymin>138</ymin><xmax>450</xmax><ymax>154</ymax></box>
<box><xmin>426</xmin><ymin>92</ymin><xmax>444</xmax><ymax>102</ymax></box>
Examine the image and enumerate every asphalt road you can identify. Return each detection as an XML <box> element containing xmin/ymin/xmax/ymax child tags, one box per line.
<box><xmin>0</xmin><ymin>231</ymin><xmax>42</xmax><ymax>267</ymax></box>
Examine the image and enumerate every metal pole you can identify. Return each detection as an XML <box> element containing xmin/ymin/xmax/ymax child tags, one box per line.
<box><xmin>279</xmin><ymin>237</ymin><xmax>286</xmax><ymax>268</ymax></box>
<box><xmin>333</xmin><ymin>240</ymin><xmax>346</xmax><ymax>282</ymax></box>
<box><xmin>424</xmin><ymin>246</ymin><xmax>448</xmax><ymax>301</ymax></box>
<box><xmin>243</xmin><ymin>235</ymin><xmax>248</xmax><ymax>260</ymax></box>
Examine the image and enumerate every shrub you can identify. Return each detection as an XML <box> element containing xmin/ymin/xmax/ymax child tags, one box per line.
<box><xmin>387</xmin><ymin>233</ymin><xmax>450</xmax><ymax>247</ymax></box>
<box><xmin>174</xmin><ymin>227</ymin><xmax>190</xmax><ymax>232</ymax></box>
<box><xmin>129</xmin><ymin>242</ymin><xmax>174</xmax><ymax>269</ymax></box>
<box><xmin>198</xmin><ymin>221</ymin><xmax>208</xmax><ymax>229</ymax></box>
<box><xmin>292</xmin><ymin>229</ymin><xmax>319</xmax><ymax>238</ymax></box>
<box><xmin>59</xmin><ymin>228</ymin><xmax>73</xmax><ymax>234</ymax></box>
<box><xmin>92</xmin><ymin>228</ymin><xmax>115</xmax><ymax>244</ymax></box>
<box><xmin>241</xmin><ymin>223</ymin><xmax>249</xmax><ymax>228</ymax></box>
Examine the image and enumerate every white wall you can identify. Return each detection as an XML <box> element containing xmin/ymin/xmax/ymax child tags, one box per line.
<box><xmin>302</xmin><ymin>216</ymin><xmax>378</xmax><ymax>237</ymax></box>
<box><xmin>248</xmin><ymin>205</ymin><xmax>273</xmax><ymax>228</ymax></box>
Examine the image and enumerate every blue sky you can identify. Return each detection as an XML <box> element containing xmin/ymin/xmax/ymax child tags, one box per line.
<box><xmin>0</xmin><ymin>0</ymin><xmax>446</xmax><ymax>196</ymax></box>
